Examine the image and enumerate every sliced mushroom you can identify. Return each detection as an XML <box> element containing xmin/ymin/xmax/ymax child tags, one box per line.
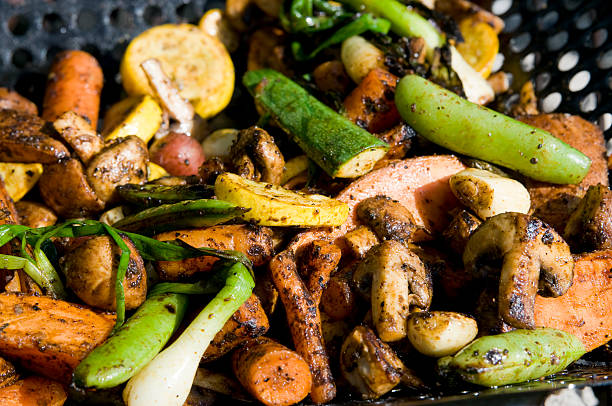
<box><xmin>15</xmin><ymin>201</ymin><xmax>57</xmax><ymax>228</ymax></box>
<box><xmin>343</xmin><ymin>226</ymin><xmax>380</xmax><ymax>259</ymax></box>
<box><xmin>86</xmin><ymin>136</ymin><xmax>148</xmax><ymax>205</ymax></box>
<box><xmin>340</xmin><ymin>326</ymin><xmax>406</xmax><ymax>399</ymax></box>
<box><xmin>62</xmin><ymin>235</ymin><xmax>147</xmax><ymax>311</ymax></box>
<box><xmin>53</xmin><ymin>111</ymin><xmax>104</xmax><ymax>165</ymax></box>
<box><xmin>229</xmin><ymin>126</ymin><xmax>284</xmax><ymax>184</ymax></box>
<box><xmin>355</xmin><ymin>240</ymin><xmax>432</xmax><ymax>342</ymax></box>
<box><xmin>407</xmin><ymin>311</ymin><xmax>478</xmax><ymax>357</ymax></box>
<box><xmin>140</xmin><ymin>58</ymin><xmax>194</xmax><ymax>135</ymax></box>
<box><xmin>564</xmin><ymin>184</ymin><xmax>612</xmax><ymax>252</ymax></box>
<box><xmin>357</xmin><ymin>195</ymin><xmax>428</xmax><ymax>245</ymax></box>
<box><xmin>463</xmin><ymin>212</ymin><xmax>574</xmax><ymax>329</ymax></box>
<box><xmin>39</xmin><ymin>158</ymin><xmax>104</xmax><ymax>218</ymax></box>
<box><xmin>442</xmin><ymin>209</ymin><xmax>482</xmax><ymax>255</ymax></box>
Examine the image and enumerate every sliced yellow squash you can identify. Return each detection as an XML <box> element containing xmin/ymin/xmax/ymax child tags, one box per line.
<box><xmin>281</xmin><ymin>155</ymin><xmax>310</xmax><ymax>185</ymax></box>
<box><xmin>120</xmin><ymin>24</ymin><xmax>235</xmax><ymax>119</ymax></box>
<box><xmin>0</xmin><ymin>163</ymin><xmax>43</xmax><ymax>201</ymax></box>
<box><xmin>456</xmin><ymin>16</ymin><xmax>499</xmax><ymax>79</ymax></box>
<box><xmin>102</xmin><ymin>95</ymin><xmax>163</xmax><ymax>144</ymax></box>
<box><xmin>147</xmin><ymin>162</ymin><xmax>170</xmax><ymax>181</ymax></box>
<box><xmin>215</xmin><ymin>172</ymin><xmax>349</xmax><ymax>226</ymax></box>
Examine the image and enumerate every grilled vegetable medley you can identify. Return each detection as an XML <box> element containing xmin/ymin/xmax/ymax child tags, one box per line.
<box><xmin>0</xmin><ymin>0</ymin><xmax>611</xmax><ymax>405</ymax></box>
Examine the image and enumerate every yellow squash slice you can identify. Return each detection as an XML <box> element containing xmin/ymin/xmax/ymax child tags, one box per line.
<box><xmin>102</xmin><ymin>95</ymin><xmax>163</xmax><ymax>144</ymax></box>
<box><xmin>0</xmin><ymin>163</ymin><xmax>43</xmax><ymax>201</ymax></box>
<box><xmin>215</xmin><ymin>172</ymin><xmax>349</xmax><ymax>226</ymax></box>
<box><xmin>147</xmin><ymin>162</ymin><xmax>170</xmax><ymax>182</ymax></box>
<box><xmin>456</xmin><ymin>16</ymin><xmax>499</xmax><ymax>79</ymax></box>
<box><xmin>120</xmin><ymin>24</ymin><xmax>235</xmax><ymax>119</ymax></box>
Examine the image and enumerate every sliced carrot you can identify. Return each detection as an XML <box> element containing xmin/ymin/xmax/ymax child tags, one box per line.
<box><xmin>0</xmin><ymin>376</ymin><xmax>67</xmax><ymax>406</ymax></box>
<box><xmin>535</xmin><ymin>250</ymin><xmax>612</xmax><ymax>351</ymax></box>
<box><xmin>344</xmin><ymin>68</ymin><xmax>400</xmax><ymax>134</ymax></box>
<box><xmin>0</xmin><ymin>293</ymin><xmax>115</xmax><ymax>383</ymax></box>
<box><xmin>42</xmin><ymin>50</ymin><xmax>104</xmax><ymax>128</ymax></box>
<box><xmin>232</xmin><ymin>337</ymin><xmax>312</xmax><ymax>406</ymax></box>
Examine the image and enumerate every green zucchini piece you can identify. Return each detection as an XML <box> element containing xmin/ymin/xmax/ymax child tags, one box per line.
<box><xmin>243</xmin><ymin>69</ymin><xmax>388</xmax><ymax>178</ymax></box>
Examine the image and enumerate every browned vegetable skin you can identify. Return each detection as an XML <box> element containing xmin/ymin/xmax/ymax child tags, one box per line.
<box><xmin>344</xmin><ymin>68</ymin><xmax>400</xmax><ymax>134</ymax></box>
<box><xmin>521</xmin><ymin>114</ymin><xmax>608</xmax><ymax>232</ymax></box>
<box><xmin>232</xmin><ymin>337</ymin><xmax>312</xmax><ymax>406</ymax></box>
<box><xmin>0</xmin><ymin>293</ymin><xmax>114</xmax><ymax>383</ymax></box>
<box><xmin>340</xmin><ymin>326</ymin><xmax>407</xmax><ymax>399</ymax></box>
<box><xmin>15</xmin><ymin>201</ymin><xmax>57</xmax><ymax>228</ymax></box>
<box><xmin>247</xmin><ymin>27</ymin><xmax>293</xmax><ymax>76</ymax></box>
<box><xmin>62</xmin><ymin>235</ymin><xmax>147</xmax><ymax>311</ymax></box>
<box><xmin>321</xmin><ymin>263</ymin><xmax>358</xmax><ymax>321</ymax></box>
<box><xmin>564</xmin><ymin>184</ymin><xmax>612</xmax><ymax>252</ymax></box>
<box><xmin>313</xmin><ymin>61</ymin><xmax>351</xmax><ymax>94</ymax></box>
<box><xmin>377</xmin><ymin>124</ymin><xmax>413</xmax><ymax>160</ymax></box>
<box><xmin>0</xmin><ymin>88</ymin><xmax>37</xmax><ymax>115</ymax></box>
<box><xmin>0</xmin><ymin>177</ymin><xmax>18</xmax><ymax>226</ymax></box>
<box><xmin>0</xmin><ymin>376</ymin><xmax>67</xmax><ymax>406</ymax></box>
<box><xmin>154</xmin><ymin>225</ymin><xmax>275</xmax><ymax>281</ymax></box>
<box><xmin>357</xmin><ymin>195</ymin><xmax>428</xmax><ymax>244</ymax></box>
<box><xmin>434</xmin><ymin>0</ymin><xmax>505</xmax><ymax>34</ymax></box>
<box><xmin>464</xmin><ymin>212</ymin><xmax>574</xmax><ymax>329</ymax></box>
<box><xmin>442</xmin><ymin>209</ymin><xmax>482</xmax><ymax>255</ymax></box>
<box><xmin>42</xmin><ymin>50</ymin><xmax>104</xmax><ymax>129</ymax></box>
<box><xmin>298</xmin><ymin>240</ymin><xmax>342</xmax><ymax>306</ymax></box>
<box><xmin>52</xmin><ymin>111</ymin><xmax>104</xmax><ymax>164</ymax></box>
<box><xmin>0</xmin><ymin>358</ymin><xmax>17</xmax><ymax>389</ymax></box>
<box><xmin>269</xmin><ymin>251</ymin><xmax>336</xmax><ymax>404</ymax></box>
<box><xmin>86</xmin><ymin>135</ymin><xmax>149</xmax><ymax>205</ymax></box>
<box><xmin>343</xmin><ymin>226</ymin><xmax>379</xmax><ymax>259</ymax></box>
<box><xmin>0</xmin><ymin>109</ymin><xmax>69</xmax><ymax>164</ymax></box>
<box><xmin>39</xmin><ymin>158</ymin><xmax>104</xmax><ymax>218</ymax></box>
<box><xmin>202</xmin><ymin>293</ymin><xmax>269</xmax><ymax>361</ymax></box>
<box><xmin>229</xmin><ymin>126</ymin><xmax>285</xmax><ymax>185</ymax></box>
<box><xmin>535</xmin><ymin>249</ymin><xmax>612</xmax><ymax>351</ymax></box>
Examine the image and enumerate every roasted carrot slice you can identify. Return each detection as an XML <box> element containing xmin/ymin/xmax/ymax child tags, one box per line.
<box><xmin>0</xmin><ymin>293</ymin><xmax>115</xmax><ymax>383</ymax></box>
<box><xmin>0</xmin><ymin>376</ymin><xmax>66</xmax><ymax>406</ymax></box>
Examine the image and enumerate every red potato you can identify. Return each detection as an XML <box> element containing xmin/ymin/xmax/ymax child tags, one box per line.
<box><xmin>42</xmin><ymin>50</ymin><xmax>104</xmax><ymax>129</ymax></box>
<box><xmin>150</xmin><ymin>132</ymin><xmax>206</xmax><ymax>176</ymax></box>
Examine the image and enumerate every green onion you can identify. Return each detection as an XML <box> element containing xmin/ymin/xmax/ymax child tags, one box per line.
<box><xmin>102</xmin><ymin>224</ymin><xmax>131</xmax><ymax>333</ymax></box>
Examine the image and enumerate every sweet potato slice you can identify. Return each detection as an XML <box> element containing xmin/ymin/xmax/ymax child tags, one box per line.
<box><xmin>534</xmin><ymin>250</ymin><xmax>612</xmax><ymax>351</ymax></box>
<box><xmin>0</xmin><ymin>376</ymin><xmax>67</xmax><ymax>406</ymax></box>
<box><xmin>0</xmin><ymin>293</ymin><xmax>115</xmax><ymax>383</ymax></box>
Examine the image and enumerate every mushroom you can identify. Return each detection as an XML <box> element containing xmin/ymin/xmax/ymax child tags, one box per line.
<box><xmin>62</xmin><ymin>235</ymin><xmax>147</xmax><ymax>311</ymax></box>
<box><xmin>340</xmin><ymin>326</ymin><xmax>406</xmax><ymax>399</ymax></box>
<box><xmin>356</xmin><ymin>195</ymin><xmax>428</xmax><ymax>244</ymax></box>
<box><xmin>140</xmin><ymin>58</ymin><xmax>194</xmax><ymax>136</ymax></box>
<box><xmin>564</xmin><ymin>184</ymin><xmax>612</xmax><ymax>252</ymax></box>
<box><xmin>229</xmin><ymin>126</ymin><xmax>284</xmax><ymax>184</ymax></box>
<box><xmin>354</xmin><ymin>240</ymin><xmax>432</xmax><ymax>342</ymax></box>
<box><xmin>463</xmin><ymin>212</ymin><xmax>574</xmax><ymax>329</ymax></box>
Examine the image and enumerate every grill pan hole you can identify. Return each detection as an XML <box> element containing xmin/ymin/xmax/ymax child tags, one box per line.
<box><xmin>580</xmin><ymin>91</ymin><xmax>599</xmax><ymax>112</ymax></box>
<box><xmin>575</xmin><ymin>10</ymin><xmax>596</xmax><ymax>30</ymax></box>
<box><xmin>563</xmin><ymin>0</ymin><xmax>584</xmax><ymax>11</ymax></box>
<box><xmin>8</xmin><ymin>14</ymin><xmax>29</xmax><ymax>36</ymax></box>
<box><xmin>504</xmin><ymin>13</ymin><xmax>522</xmax><ymax>33</ymax></box>
<box><xmin>510</xmin><ymin>32</ymin><xmax>531</xmax><ymax>53</ymax></box>
<box><xmin>78</xmin><ymin>10</ymin><xmax>98</xmax><ymax>32</ymax></box>
<box><xmin>526</xmin><ymin>0</ymin><xmax>547</xmax><ymax>12</ymax></box>
<box><xmin>586</xmin><ymin>28</ymin><xmax>608</xmax><ymax>49</ymax></box>
<box><xmin>43</xmin><ymin>13</ymin><xmax>67</xmax><ymax>34</ymax></box>
<box><xmin>535</xmin><ymin>72</ymin><xmax>551</xmax><ymax>90</ymax></box>
<box><xmin>547</xmin><ymin>30</ymin><xmax>568</xmax><ymax>51</ymax></box>
<box><xmin>541</xmin><ymin>92</ymin><xmax>562</xmax><ymax>112</ymax></box>
<box><xmin>46</xmin><ymin>46</ymin><xmax>64</xmax><ymax>62</ymax></box>
<box><xmin>520</xmin><ymin>52</ymin><xmax>538</xmax><ymax>72</ymax></box>
<box><xmin>558</xmin><ymin>50</ymin><xmax>579</xmax><ymax>71</ymax></box>
<box><xmin>11</xmin><ymin>48</ymin><xmax>33</xmax><ymax>68</ymax></box>
<box><xmin>599</xmin><ymin>113</ymin><xmax>612</xmax><ymax>132</ymax></box>
<box><xmin>143</xmin><ymin>5</ymin><xmax>164</xmax><ymax>26</ymax></box>
<box><xmin>176</xmin><ymin>2</ymin><xmax>199</xmax><ymax>23</ymax></box>
<box><xmin>492</xmin><ymin>0</ymin><xmax>513</xmax><ymax>15</ymax></box>
<box><xmin>537</xmin><ymin>10</ymin><xmax>558</xmax><ymax>31</ymax></box>
<box><xmin>568</xmin><ymin>70</ymin><xmax>590</xmax><ymax>92</ymax></box>
<box><xmin>597</xmin><ymin>49</ymin><xmax>612</xmax><ymax>69</ymax></box>
<box><xmin>110</xmin><ymin>8</ymin><xmax>134</xmax><ymax>29</ymax></box>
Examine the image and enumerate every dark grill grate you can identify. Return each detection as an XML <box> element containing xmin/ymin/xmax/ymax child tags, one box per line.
<box><xmin>0</xmin><ymin>1</ymin><xmax>610</xmax><ymax>405</ymax></box>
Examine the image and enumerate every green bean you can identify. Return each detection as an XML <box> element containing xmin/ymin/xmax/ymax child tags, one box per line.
<box><xmin>439</xmin><ymin>328</ymin><xmax>586</xmax><ymax>387</ymax></box>
<box><xmin>395</xmin><ymin>74</ymin><xmax>591</xmax><ymax>184</ymax></box>
<box><xmin>73</xmin><ymin>293</ymin><xmax>188</xmax><ymax>389</ymax></box>
<box><xmin>117</xmin><ymin>184</ymin><xmax>214</xmax><ymax>208</ymax></box>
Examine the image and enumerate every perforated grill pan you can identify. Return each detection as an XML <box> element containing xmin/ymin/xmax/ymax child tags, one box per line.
<box><xmin>0</xmin><ymin>0</ymin><xmax>610</xmax><ymax>405</ymax></box>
